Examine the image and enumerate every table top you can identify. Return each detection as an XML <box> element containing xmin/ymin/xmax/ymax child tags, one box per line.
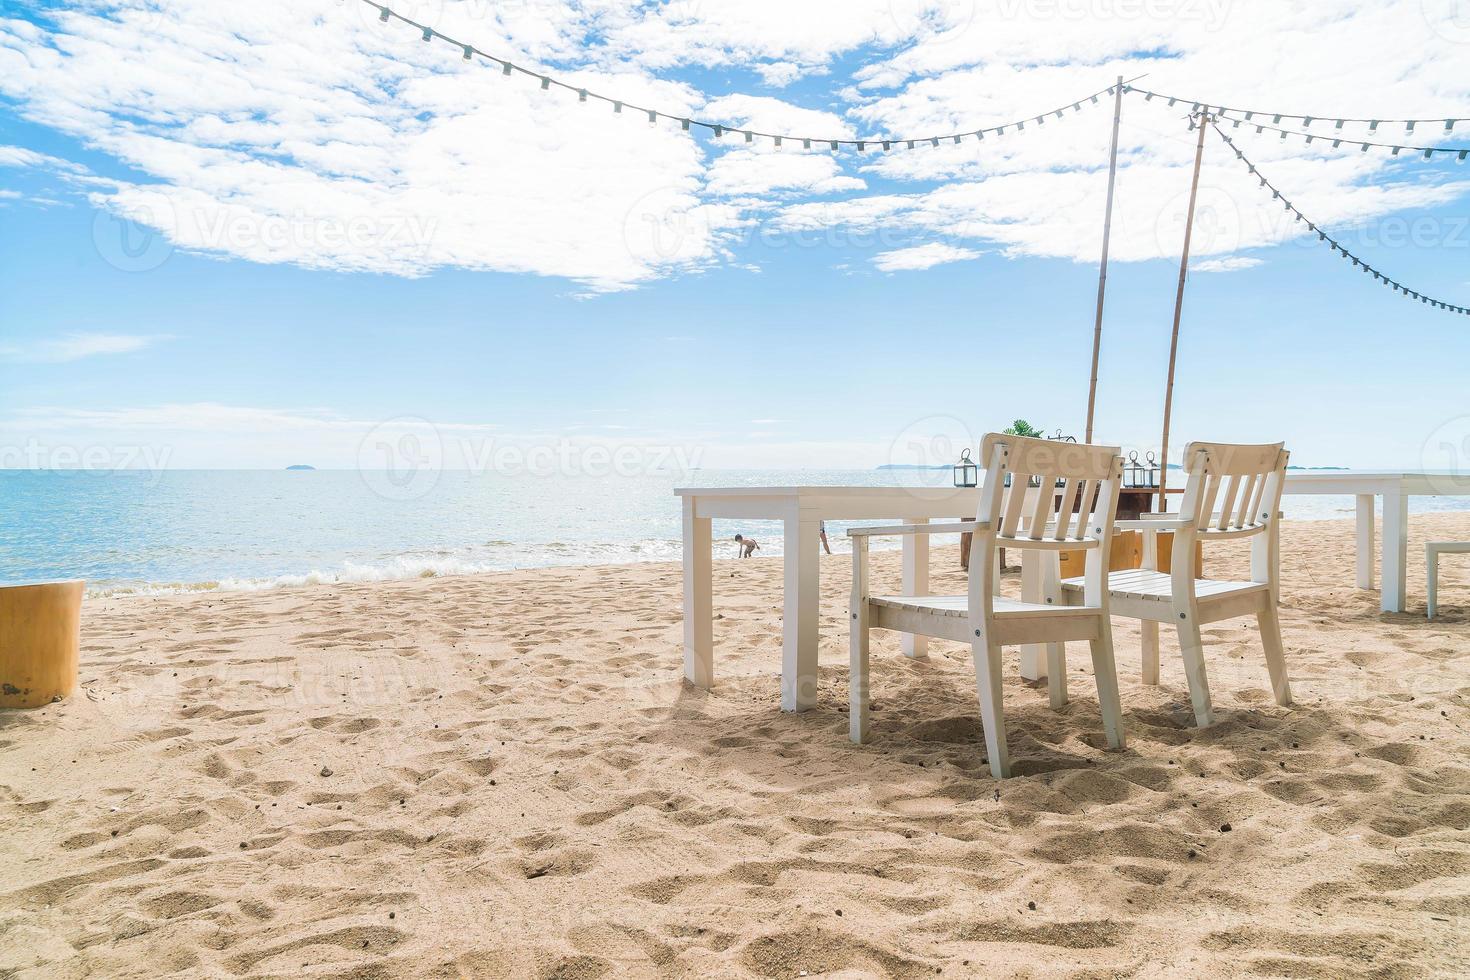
<box><xmin>1282</xmin><ymin>471</ymin><xmax>1470</xmax><ymax>494</ymax></box>
<box><xmin>675</xmin><ymin>485</ymin><xmax>975</xmax><ymax>497</ymax></box>
<box><xmin>677</xmin><ymin>470</ymin><xmax>1470</xmax><ymax>500</ymax></box>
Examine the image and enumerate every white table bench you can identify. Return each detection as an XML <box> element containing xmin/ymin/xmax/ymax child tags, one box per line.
<box><xmin>1427</xmin><ymin>542</ymin><xmax>1470</xmax><ymax>619</ymax></box>
<box><xmin>676</xmin><ymin>486</ymin><xmax>979</xmax><ymax>711</ymax></box>
<box><xmin>1282</xmin><ymin>471</ymin><xmax>1470</xmax><ymax>613</ymax></box>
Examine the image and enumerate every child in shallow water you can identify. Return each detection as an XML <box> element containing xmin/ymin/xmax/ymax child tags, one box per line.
<box><xmin>733</xmin><ymin>534</ymin><xmax>759</xmax><ymax>558</ymax></box>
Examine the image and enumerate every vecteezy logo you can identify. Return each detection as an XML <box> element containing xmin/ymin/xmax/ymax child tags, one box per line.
<box><xmin>1421</xmin><ymin>0</ymin><xmax>1470</xmax><ymax>43</ymax></box>
<box><xmin>662</xmin><ymin>0</ymin><xmax>706</xmax><ymax>20</ymax></box>
<box><xmin>622</xmin><ymin>185</ymin><xmax>712</xmax><ymax>266</ymax></box>
<box><xmin>1153</xmin><ymin>184</ymin><xmax>1242</xmax><ymax>263</ymax></box>
<box><xmin>357</xmin><ymin>416</ymin><xmax>443</xmax><ymax>500</ymax></box>
<box><xmin>887</xmin><ymin>0</ymin><xmax>978</xmax><ymax>46</ymax></box>
<box><xmin>885</xmin><ymin>414</ymin><xmax>977</xmax><ymax>482</ymax></box>
<box><xmin>1421</xmin><ymin>415</ymin><xmax>1470</xmax><ymax>494</ymax></box>
<box><xmin>92</xmin><ymin>206</ymin><xmax>174</xmax><ymax>273</ymax></box>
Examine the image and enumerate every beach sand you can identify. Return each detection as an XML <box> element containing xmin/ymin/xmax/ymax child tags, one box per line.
<box><xmin>4</xmin><ymin>514</ymin><xmax>1470</xmax><ymax>977</ymax></box>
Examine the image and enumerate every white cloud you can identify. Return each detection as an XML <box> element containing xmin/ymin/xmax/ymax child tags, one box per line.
<box><xmin>0</xmin><ymin>4</ymin><xmax>745</xmax><ymax>291</ymax></box>
<box><xmin>0</xmin><ymin>143</ymin><xmax>88</xmax><ymax>173</ymax></box>
<box><xmin>0</xmin><ymin>0</ymin><xmax>1467</xmax><ymax>292</ymax></box>
<box><xmin>1192</xmin><ymin>256</ymin><xmax>1263</xmax><ymax>273</ymax></box>
<box><xmin>705</xmin><ymin>148</ymin><xmax>864</xmax><ymax>198</ymax></box>
<box><xmin>0</xmin><ymin>332</ymin><xmax>166</xmax><ymax>363</ymax></box>
<box><xmin>754</xmin><ymin>62</ymin><xmax>803</xmax><ymax>88</ymax></box>
<box><xmin>872</xmin><ymin>242</ymin><xmax>982</xmax><ymax>271</ymax></box>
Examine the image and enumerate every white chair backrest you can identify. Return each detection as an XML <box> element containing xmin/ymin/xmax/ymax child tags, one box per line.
<box><xmin>1176</xmin><ymin>441</ymin><xmax>1289</xmax><ymax>540</ymax></box>
<box><xmin>974</xmin><ymin>433</ymin><xmax>1124</xmax><ymax>550</ymax></box>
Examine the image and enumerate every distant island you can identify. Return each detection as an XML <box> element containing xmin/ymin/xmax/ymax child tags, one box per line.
<box><xmin>285</xmin><ymin>464</ymin><xmax>316</xmax><ymax>471</ymax></box>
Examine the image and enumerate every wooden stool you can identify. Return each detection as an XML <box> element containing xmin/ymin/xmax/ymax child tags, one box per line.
<box><xmin>1</xmin><ymin>580</ymin><xmax>84</xmax><ymax>708</ymax></box>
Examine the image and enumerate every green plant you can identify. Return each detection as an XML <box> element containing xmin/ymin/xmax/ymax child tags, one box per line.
<box><xmin>1002</xmin><ymin>419</ymin><xmax>1044</xmax><ymax>438</ymax></box>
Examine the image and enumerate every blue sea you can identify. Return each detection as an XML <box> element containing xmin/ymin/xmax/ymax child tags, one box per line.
<box><xmin>3</xmin><ymin>469</ymin><xmax>1468</xmax><ymax>595</ymax></box>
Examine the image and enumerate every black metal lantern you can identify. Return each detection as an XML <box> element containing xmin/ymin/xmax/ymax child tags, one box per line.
<box><xmin>1125</xmin><ymin>450</ymin><xmax>1161</xmax><ymax>488</ymax></box>
<box><xmin>1125</xmin><ymin>450</ymin><xmax>1146</xmax><ymax>487</ymax></box>
<box><xmin>953</xmin><ymin>448</ymin><xmax>978</xmax><ymax>487</ymax></box>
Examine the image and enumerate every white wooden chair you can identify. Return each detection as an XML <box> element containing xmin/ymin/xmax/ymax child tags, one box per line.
<box><xmin>848</xmin><ymin>433</ymin><xmax>1126</xmax><ymax>778</ymax></box>
<box><xmin>1062</xmin><ymin>441</ymin><xmax>1291</xmax><ymax>727</ymax></box>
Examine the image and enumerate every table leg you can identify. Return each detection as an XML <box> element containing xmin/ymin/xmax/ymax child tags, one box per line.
<box><xmin>782</xmin><ymin>515</ymin><xmax>820</xmax><ymax>711</ymax></box>
<box><xmin>901</xmin><ymin>518</ymin><xmax>929</xmax><ymax>659</ymax></box>
<box><xmin>682</xmin><ymin>497</ymin><xmax>713</xmax><ymax>688</ymax></box>
<box><xmin>1356</xmin><ymin>494</ymin><xmax>1375</xmax><ymax>590</ymax></box>
<box><xmin>1382</xmin><ymin>488</ymin><xmax>1407</xmax><ymax>613</ymax></box>
<box><xmin>1019</xmin><ymin>551</ymin><xmax>1047</xmax><ymax>681</ymax></box>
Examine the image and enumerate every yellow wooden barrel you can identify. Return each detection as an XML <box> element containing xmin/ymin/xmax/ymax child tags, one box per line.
<box><xmin>1</xmin><ymin>580</ymin><xmax>84</xmax><ymax>709</ymax></box>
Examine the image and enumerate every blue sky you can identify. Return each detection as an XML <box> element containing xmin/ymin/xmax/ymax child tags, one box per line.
<box><xmin>3</xmin><ymin>1</ymin><xmax>1470</xmax><ymax>472</ymax></box>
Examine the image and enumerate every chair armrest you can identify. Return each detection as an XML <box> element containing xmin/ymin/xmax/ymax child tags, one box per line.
<box><xmin>1116</xmin><ymin>518</ymin><xmax>1193</xmax><ymax>531</ymax></box>
<box><xmin>847</xmin><ymin>520</ymin><xmax>988</xmax><ymax>538</ymax></box>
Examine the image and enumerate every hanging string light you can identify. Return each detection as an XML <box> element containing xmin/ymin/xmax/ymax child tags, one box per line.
<box><xmin>360</xmin><ymin>3</ymin><xmax>1467</xmax><ymax>159</ymax></box>
<box><xmin>1130</xmin><ymin>87</ymin><xmax>1465</xmax><ymax>135</ymax></box>
<box><xmin>1209</xmin><ymin>119</ymin><xmax>1469</xmax><ymax>316</ymax></box>
<box><xmin>364</xmin><ymin>1</ymin><xmax>1469</xmax><ymax>167</ymax></box>
<box><xmin>359</xmin><ymin>0</ymin><xmax>1120</xmax><ymax>152</ymax></box>
<box><xmin>1206</xmin><ymin>116</ymin><xmax>1469</xmax><ymax>161</ymax></box>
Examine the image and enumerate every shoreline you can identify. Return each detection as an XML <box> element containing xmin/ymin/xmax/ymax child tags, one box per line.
<box><xmin>72</xmin><ymin>508</ymin><xmax>1470</xmax><ymax>599</ymax></box>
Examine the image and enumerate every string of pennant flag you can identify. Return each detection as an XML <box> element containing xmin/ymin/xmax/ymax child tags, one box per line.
<box><xmin>365</xmin><ymin>0</ymin><xmax>1470</xmax><ymax>165</ymax></box>
<box><xmin>1213</xmin><ymin>115</ymin><xmax>1470</xmax><ymax>162</ymax></box>
<box><xmin>1209</xmin><ymin>119</ymin><xmax>1469</xmax><ymax>317</ymax></box>
<box><xmin>360</xmin><ymin>0</ymin><xmax>1119</xmax><ymax>150</ymax></box>
<box><xmin>1131</xmin><ymin>86</ymin><xmax>1464</xmax><ymax>134</ymax></box>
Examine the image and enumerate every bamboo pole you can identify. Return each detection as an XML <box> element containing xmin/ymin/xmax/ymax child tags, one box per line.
<box><xmin>1158</xmin><ymin>112</ymin><xmax>1210</xmax><ymax>513</ymax></box>
<box><xmin>1084</xmin><ymin>75</ymin><xmax>1125</xmax><ymax>444</ymax></box>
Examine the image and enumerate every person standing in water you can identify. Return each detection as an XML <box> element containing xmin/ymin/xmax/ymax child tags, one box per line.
<box><xmin>734</xmin><ymin>534</ymin><xmax>759</xmax><ymax>558</ymax></box>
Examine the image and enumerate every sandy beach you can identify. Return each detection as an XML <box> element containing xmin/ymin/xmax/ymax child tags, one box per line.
<box><xmin>4</xmin><ymin>513</ymin><xmax>1469</xmax><ymax>978</ymax></box>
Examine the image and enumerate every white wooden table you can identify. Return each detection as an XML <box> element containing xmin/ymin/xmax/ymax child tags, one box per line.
<box><xmin>1282</xmin><ymin>471</ymin><xmax>1470</xmax><ymax>613</ymax></box>
<box><xmin>677</xmin><ymin>486</ymin><xmax>979</xmax><ymax>711</ymax></box>
<box><xmin>677</xmin><ymin>473</ymin><xmax>1470</xmax><ymax>709</ymax></box>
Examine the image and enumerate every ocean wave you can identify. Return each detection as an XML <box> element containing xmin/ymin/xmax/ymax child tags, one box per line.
<box><xmin>79</xmin><ymin>527</ymin><xmax>940</xmax><ymax>597</ymax></box>
<box><xmin>87</xmin><ymin>541</ymin><xmax>691</xmax><ymax>597</ymax></box>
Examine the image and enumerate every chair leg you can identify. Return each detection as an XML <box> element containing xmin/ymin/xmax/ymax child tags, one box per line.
<box><xmin>1141</xmin><ymin>620</ymin><xmax>1160</xmax><ymax>686</ymax></box>
<box><xmin>1175</xmin><ymin>619</ymin><xmax>1214</xmax><ymax>727</ymax></box>
<box><xmin>1088</xmin><ymin>626</ymin><xmax>1126</xmax><ymax>750</ymax></box>
<box><xmin>1048</xmin><ymin>580</ymin><xmax>1082</xmax><ymax>709</ymax></box>
<box><xmin>849</xmin><ymin>606</ymin><xmax>870</xmax><ymax>743</ymax></box>
<box><xmin>1046</xmin><ymin>642</ymin><xmax>1068</xmax><ymax>709</ymax></box>
<box><xmin>971</xmin><ymin>635</ymin><xmax>1010</xmax><ymax>778</ymax></box>
<box><xmin>1427</xmin><ymin>550</ymin><xmax>1438</xmax><ymax>620</ymax></box>
<box><xmin>1256</xmin><ymin>604</ymin><xmax>1292</xmax><ymax>707</ymax></box>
